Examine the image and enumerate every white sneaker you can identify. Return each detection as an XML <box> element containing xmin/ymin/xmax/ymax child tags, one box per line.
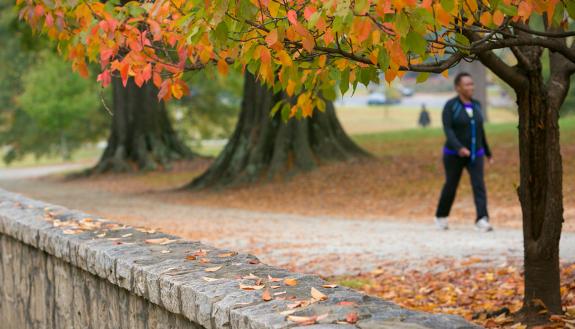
<box><xmin>435</xmin><ymin>217</ymin><xmax>449</xmax><ymax>230</ymax></box>
<box><xmin>475</xmin><ymin>217</ymin><xmax>493</xmax><ymax>232</ymax></box>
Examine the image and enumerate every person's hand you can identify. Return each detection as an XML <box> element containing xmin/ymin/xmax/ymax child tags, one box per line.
<box><xmin>458</xmin><ymin>147</ymin><xmax>471</xmax><ymax>157</ymax></box>
<box><xmin>487</xmin><ymin>156</ymin><xmax>494</xmax><ymax>164</ymax></box>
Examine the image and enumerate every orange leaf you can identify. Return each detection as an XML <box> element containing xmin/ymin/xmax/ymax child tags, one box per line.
<box><xmin>346</xmin><ymin>312</ymin><xmax>359</xmax><ymax>324</ymax></box>
<box><xmin>493</xmin><ymin>10</ymin><xmax>504</xmax><ymax>26</ymax></box>
<box><xmin>262</xmin><ymin>288</ymin><xmax>272</xmax><ymax>301</ymax></box>
<box><xmin>265</xmin><ymin>29</ymin><xmax>279</xmax><ymax>46</ymax></box>
<box><xmin>284</xmin><ymin>278</ymin><xmax>298</xmax><ymax>286</ymax></box>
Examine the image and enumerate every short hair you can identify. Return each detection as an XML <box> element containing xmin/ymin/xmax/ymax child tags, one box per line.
<box><xmin>454</xmin><ymin>72</ymin><xmax>472</xmax><ymax>86</ymax></box>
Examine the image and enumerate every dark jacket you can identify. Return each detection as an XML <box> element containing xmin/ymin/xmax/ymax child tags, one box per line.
<box><xmin>442</xmin><ymin>97</ymin><xmax>491</xmax><ymax>158</ymax></box>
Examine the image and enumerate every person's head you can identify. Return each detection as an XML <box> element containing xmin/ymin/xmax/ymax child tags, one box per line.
<box><xmin>454</xmin><ymin>72</ymin><xmax>474</xmax><ymax>100</ymax></box>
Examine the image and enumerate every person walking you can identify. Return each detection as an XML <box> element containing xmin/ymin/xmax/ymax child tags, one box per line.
<box><xmin>434</xmin><ymin>72</ymin><xmax>493</xmax><ymax>232</ymax></box>
<box><xmin>418</xmin><ymin>103</ymin><xmax>431</xmax><ymax>128</ymax></box>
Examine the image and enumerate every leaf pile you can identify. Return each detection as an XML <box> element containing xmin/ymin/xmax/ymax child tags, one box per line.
<box><xmin>334</xmin><ymin>258</ymin><xmax>575</xmax><ymax>328</ymax></box>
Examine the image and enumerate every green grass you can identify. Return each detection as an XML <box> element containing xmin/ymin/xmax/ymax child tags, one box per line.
<box><xmin>334</xmin><ymin>278</ymin><xmax>373</xmax><ymax>290</ymax></box>
<box><xmin>353</xmin><ymin>114</ymin><xmax>575</xmax><ymax>144</ymax></box>
<box><xmin>0</xmin><ymin>145</ymin><xmax>101</xmax><ymax>169</ymax></box>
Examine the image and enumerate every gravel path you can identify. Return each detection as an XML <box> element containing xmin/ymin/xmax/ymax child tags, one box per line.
<box><xmin>1</xmin><ymin>167</ymin><xmax>574</xmax><ymax>276</ymax></box>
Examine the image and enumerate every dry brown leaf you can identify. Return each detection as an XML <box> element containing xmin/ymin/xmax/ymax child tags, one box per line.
<box><xmin>205</xmin><ymin>266</ymin><xmax>222</xmax><ymax>272</ymax></box>
<box><xmin>145</xmin><ymin>238</ymin><xmax>177</xmax><ymax>245</ymax></box>
<box><xmin>185</xmin><ymin>255</ymin><xmax>196</xmax><ymax>260</ymax></box>
<box><xmin>287</xmin><ymin>315</ymin><xmax>317</xmax><ymax>325</ymax></box>
<box><xmin>268</xmin><ymin>275</ymin><xmax>282</xmax><ymax>282</ymax></box>
<box><xmin>240</xmin><ymin>284</ymin><xmax>265</xmax><ymax>291</ymax></box>
<box><xmin>202</xmin><ymin>277</ymin><xmax>219</xmax><ymax>282</ymax></box>
<box><xmin>322</xmin><ymin>284</ymin><xmax>338</xmax><ymax>288</ymax></box>
<box><xmin>200</xmin><ymin>258</ymin><xmax>210</xmax><ymax>263</ymax></box>
<box><xmin>280</xmin><ymin>309</ymin><xmax>298</xmax><ymax>316</ymax></box>
<box><xmin>63</xmin><ymin>229</ymin><xmax>82</xmax><ymax>235</ymax></box>
<box><xmin>271</xmin><ymin>285</ymin><xmax>281</xmax><ymax>289</ymax></box>
<box><xmin>218</xmin><ymin>252</ymin><xmax>237</xmax><ymax>258</ymax></box>
<box><xmin>311</xmin><ymin>287</ymin><xmax>327</xmax><ymax>301</ymax></box>
<box><xmin>243</xmin><ymin>273</ymin><xmax>260</xmax><ymax>280</ymax></box>
<box><xmin>284</xmin><ymin>278</ymin><xmax>298</xmax><ymax>286</ymax></box>
<box><xmin>262</xmin><ymin>288</ymin><xmax>272</xmax><ymax>301</ymax></box>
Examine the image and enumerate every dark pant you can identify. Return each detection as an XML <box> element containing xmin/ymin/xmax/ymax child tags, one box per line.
<box><xmin>435</xmin><ymin>155</ymin><xmax>488</xmax><ymax>221</ymax></box>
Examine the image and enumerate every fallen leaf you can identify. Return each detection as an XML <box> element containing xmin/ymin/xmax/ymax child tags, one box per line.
<box><xmin>311</xmin><ymin>287</ymin><xmax>327</xmax><ymax>301</ymax></box>
<box><xmin>160</xmin><ymin>250</ymin><xmax>171</xmax><ymax>254</ymax></box>
<box><xmin>284</xmin><ymin>278</ymin><xmax>298</xmax><ymax>286</ymax></box>
<box><xmin>145</xmin><ymin>238</ymin><xmax>177</xmax><ymax>245</ymax></box>
<box><xmin>268</xmin><ymin>275</ymin><xmax>282</xmax><ymax>282</ymax></box>
<box><xmin>280</xmin><ymin>309</ymin><xmax>298</xmax><ymax>316</ymax></box>
<box><xmin>218</xmin><ymin>252</ymin><xmax>237</xmax><ymax>257</ymax></box>
<box><xmin>240</xmin><ymin>283</ymin><xmax>265</xmax><ymax>290</ymax></box>
<box><xmin>205</xmin><ymin>266</ymin><xmax>222</xmax><ymax>272</ymax></box>
<box><xmin>322</xmin><ymin>284</ymin><xmax>338</xmax><ymax>288</ymax></box>
<box><xmin>346</xmin><ymin>312</ymin><xmax>359</xmax><ymax>324</ymax></box>
<box><xmin>243</xmin><ymin>273</ymin><xmax>260</xmax><ymax>280</ymax></box>
<box><xmin>121</xmin><ymin>233</ymin><xmax>133</xmax><ymax>238</ymax></box>
<box><xmin>203</xmin><ymin>277</ymin><xmax>219</xmax><ymax>282</ymax></box>
<box><xmin>287</xmin><ymin>315</ymin><xmax>317</xmax><ymax>325</ymax></box>
<box><xmin>186</xmin><ymin>255</ymin><xmax>196</xmax><ymax>260</ymax></box>
<box><xmin>274</xmin><ymin>291</ymin><xmax>287</xmax><ymax>296</ymax></box>
<box><xmin>262</xmin><ymin>288</ymin><xmax>272</xmax><ymax>301</ymax></box>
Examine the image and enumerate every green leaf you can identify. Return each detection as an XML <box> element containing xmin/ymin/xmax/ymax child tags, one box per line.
<box><xmin>322</xmin><ymin>85</ymin><xmax>337</xmax><ymax>101</ymax></box>
<box><xmin>339</xmin><ymin>69</ymin><xmax>350</xmax><ymax>95</ymax></box>
<box><xmin>405</xmin><ymin>31</ymin><xmax>427</xmax><ymax>56</ymax></box>
<box><xmin>395</xmin><ymin>12</ymin><xmax>410</xmax><ymax>36</ymax></box>
<box><xmin>416</xmin><ymin>72</ymin><xmax>430</xmax><ymax>83</ymax></box>
<box><xmin>567</xmin><ymin>1</ymin><xmax>575</xmax><ymax>19</ymax></box>
<box><xmin>270</xmin><ymin>100</ymin><xmax>286</xmax><ymax>117</ymax></box>
<box><xmin>454</xmin><ymin>33</ymin><xmax>470</xmax><ymax>47</ymax></box>
<box><xmin>440</xmin><ymin>0</ymin><xmax>455</xmax><ymax>12</ymax></box>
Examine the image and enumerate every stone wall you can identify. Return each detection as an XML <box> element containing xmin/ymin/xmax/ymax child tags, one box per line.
<box><xmin>0</xmin><ymin>189</ymin><xmax>480</xmax><ymax>329</ymax></box>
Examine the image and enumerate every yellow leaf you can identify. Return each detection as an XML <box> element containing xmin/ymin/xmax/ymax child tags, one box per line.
<box><xmin>268</xmin><ymin>1</ymin><xmax>280</xmax><ymax>18</ymax></box>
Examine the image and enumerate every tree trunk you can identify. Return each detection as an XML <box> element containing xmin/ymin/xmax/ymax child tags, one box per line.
<box><xmin>188</xmin><ymin>72</ymin><xmax>369</xmax><ymax>189</ymax></box>
<box><xmin>91</xmin><ymin>77</ymin><xmax>193</xmax><ymax>173</ymax></box>
<box><xmin>516</xmin><ymin>69</ymin><xmax>563</xmax><ymax>317</ymax></box>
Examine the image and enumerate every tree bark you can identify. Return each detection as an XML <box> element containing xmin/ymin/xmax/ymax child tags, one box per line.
<box><xmin>187</xmin><ymin>72</ymin><xmax>369</xmax><ymax>189</ymax></box>
<box><xmin>516</xmin><ymin>69</ymin><xmax>563</xmax><ymax>317</ymax></box>
<box><xmin>91</xmin><ymin>77</ymin><xmax>193</xmax><ymax>173</ymax></box>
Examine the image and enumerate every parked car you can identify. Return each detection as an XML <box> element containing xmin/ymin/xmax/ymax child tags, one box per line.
<box><xmin>367</xmin><ymin>93</ymin><xmax>387</xmax><ymax>106</ymax></box>
<box><xmin>399</xmin><ymin>86</ymin><xmax>415</xmax><ymax>97</ymax></box>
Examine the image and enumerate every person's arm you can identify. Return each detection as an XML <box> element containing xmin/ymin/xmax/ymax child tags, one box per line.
<box><xmin>442</xmin><ymin>101</ymin><xmax>465</xmax><ymax>151</ymax></box>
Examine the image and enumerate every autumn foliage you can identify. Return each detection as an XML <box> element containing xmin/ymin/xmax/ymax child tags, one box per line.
<box><xmin>18</xmin><ymin>0</ymin><xmax>573</xmax><ymax>117</ymax></box>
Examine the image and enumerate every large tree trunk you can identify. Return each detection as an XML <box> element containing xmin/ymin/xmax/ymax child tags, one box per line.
<box><xmin>188</xmin><ymin>72</ymin><xmax>368</xmax><ymax>189</ymax></box>
<box><xmin>516</xmin><ymin>69</ymin><xmax>563</xmax><ymax>318</ymax></box>
<box><xmin>91</xmin><ymin>77</ymin><xmax>193</xmax><ymax>173</ymax></box>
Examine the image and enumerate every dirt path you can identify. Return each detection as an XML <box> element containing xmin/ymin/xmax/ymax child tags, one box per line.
<box><xmin>2</xmin><ymin>172</ymin><xmax>574</xmax><ymax>277</ymax></box>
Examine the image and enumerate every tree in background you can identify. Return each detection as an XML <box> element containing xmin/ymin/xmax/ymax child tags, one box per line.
<box><xmin>18</xmin><ymin>0</ymin><xmax>575</xmax><ymax>323</ymax></box>
<box><xmin>189</xmin><ymin>72</ymin><xmax>367</xmax><ymax>188</ymax></box>
<box><xmin>3</xmin><ymin>52</ymin><xmax>108</xmax><ymax>162</ymax></box>
<box><xmin>0</xmin><ymin>1</ymin><xmax>108</xmax><ymax>163</ymax></box>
